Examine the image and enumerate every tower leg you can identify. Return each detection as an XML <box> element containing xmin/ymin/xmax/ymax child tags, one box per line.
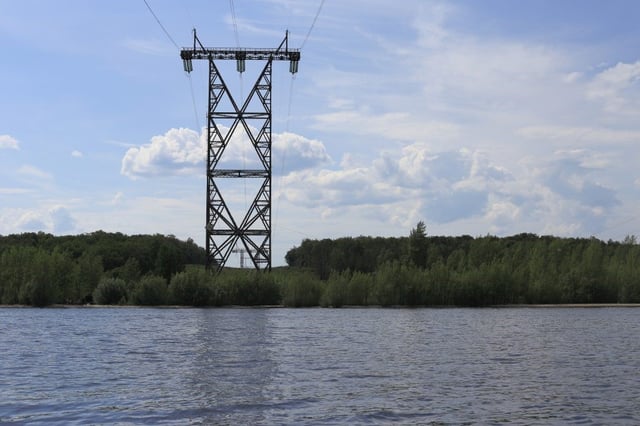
<box><xmin>205</xmin><ymin>59</ymin><xmax>273</xmax><ymax>272</ymax></box>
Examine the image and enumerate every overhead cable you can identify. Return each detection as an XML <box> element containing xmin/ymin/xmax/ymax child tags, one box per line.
<box><xmin>229</xmin><ymin>0</ymin><xmax>240</xmax><ymax>47</ymax></box>
<box><xmin>142</xmin><ymin>0</ymin><xmax>179</xmax><ymax>49</ymax></box>
<box><xmin>300</xmin><ymin>0</ymin><xmax>325</xmax><ymax>50</ymax></box>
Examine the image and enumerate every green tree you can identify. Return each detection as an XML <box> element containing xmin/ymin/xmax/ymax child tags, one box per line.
<box><xmin>132</xmin><ymin>275</ymin><xmax>168</xmax><ymax>305</ymax></box>
<box><xmin>155</xmin><ymin>242</ymin><xmax>184</xmax><ymax>281</ymax></box>
<box><xmin>409</xmin><ymin>221</ymin><xmax>428</xmax><ymax>268</ymax></box>
<box><xmin>71</xmin><ymin>253</ymin><xmax>103</xmax><ymax>304</ymax></box>
<box><xmin>93</xmin><ymin>278</ymin><xmax>128</xmax><ymax>305</ymax></box>
<box><xmin>346</xmin><ymin>271</ymin><xmax>372</xmax><ymax>305</ymax></box>
<box><xmin>321</xmin><ymin>270</ymin><xmax>350</xmax><ymax>307</ymax></box>
<box><xmin>19</xmin><ymin>279</ymin><xmax>55</xmax><ymax>307</ymax></box>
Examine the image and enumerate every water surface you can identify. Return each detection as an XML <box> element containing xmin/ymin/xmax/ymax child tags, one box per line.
<box><xmin>1</xmin><ymin>307</ymin><xmax>638</xmax><ymax>424</ymax></box>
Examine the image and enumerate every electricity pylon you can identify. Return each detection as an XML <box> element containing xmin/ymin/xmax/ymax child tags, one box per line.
<box><xmin>181</xmin><ymin>30</ymin><xmax>300</xmax><ymax>272</ymax></box>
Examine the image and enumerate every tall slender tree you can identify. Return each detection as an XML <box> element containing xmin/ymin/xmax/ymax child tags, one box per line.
<box><xmin>409</xmin><ymin>221</ymin><xmax>428</xmax><ymax>268</ymax></box>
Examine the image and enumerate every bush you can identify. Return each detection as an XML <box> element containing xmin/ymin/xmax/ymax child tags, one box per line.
<box><xmin>346</xmin><ymin>271</ymin><xmax>372</xmax><ymax>305</ymax></box>
<box><xmin>93</xmin><ymin>278</ymin><xmax>128</xmax><ymax>305</ymax></box>
<box><xmin>277</xmin><ymin>269</ymin><xmax>323</xmax><ymax>307</ymax></box>
<box><xmin>372</xmin><ymin>261</ymin><xmax>411</xmax><ymax>306</ymax></box>
<box><xmin>321</xmin><ymin>270</ymin><xmax>350</xmax><ymax>307</ymax></box>
<box><xmin>169</xmin><ymin>269</ymin><xmax>214</xmax><ymax>306</ymax></box>
<box><xmin>132</xmin><ymin>275</ymin><xmax>168</xmax><ymax>305</ymax></box>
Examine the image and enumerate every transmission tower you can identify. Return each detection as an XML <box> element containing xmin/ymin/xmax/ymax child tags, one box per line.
<box><xmin>181</xmin><ymin>30</ymin><xmax>300</xmax><ymax>272</ymax></box>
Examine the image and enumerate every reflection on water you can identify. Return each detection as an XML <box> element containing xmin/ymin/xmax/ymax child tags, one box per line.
<box><xmin>1</xmin><ymin>307</ymin><xmax>639</xmax><ymax>424</ymax></box>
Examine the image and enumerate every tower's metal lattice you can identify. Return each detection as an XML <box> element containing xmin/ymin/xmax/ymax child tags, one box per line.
<box><xmin>181</xmin><ymin>31</ymin><xmax>300</xmax><ymax>272</ymax></box>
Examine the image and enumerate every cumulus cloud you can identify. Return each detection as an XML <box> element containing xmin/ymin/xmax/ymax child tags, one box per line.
<box><xmin>122</xmin><ymin>127</ymin><xmax>332</xmax><ymax>179</ymax></box>
<box><xmin>121</xmin><ymin>128</ymin><xmax>204</xmax><ymax>178</ymax></box>
<box><xmin>542</xmin><ymin>150</ymin><xmax>619</xmax><ymax>210</ymax></box>
<box><xmin>71</xmin><ymin>150</ymin><xmax>83</xmax><ymax>158</ymax></box>
<box><xmin>273</xmin><ymin>132</ymin><xmax>332</xmax><ymax>174</ymax></box>
<box><xmin>280</xmin><ymin>143</ymin><xmax>512</xmax><ymax>226</ymax></box>
<box><xmin>1</xmin><ymin>206</ymin><xmax>77</xmax><ymax>234</ymax></box>
<box><xmin>0</xmin><ymin>134</ymin><xmax>20</xmax><ymax>150</ymax></box>
<box><xmin>16</xmin><ymin>211</ymin><xmax>46</xmax><ymax>232</ymax></box>
<box><xmin>275</xmin><ymin>135</ymin><xmax>628</xmax><ymax>239</ymax></box>
<box><xmin>49</xmin><ymin>206</ymin><xmax>77</xmax><ymax>233</ymax></box>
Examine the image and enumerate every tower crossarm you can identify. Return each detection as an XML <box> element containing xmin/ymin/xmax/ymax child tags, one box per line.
<box><xmin>181</xmin><ymin>47</ymin><xmax>300</xmax><ymax>62</ymax></box>
<box><xmin>180</xmin><ymin>29</ymin><xmax>300</xmax><ymax>72</ymax></box>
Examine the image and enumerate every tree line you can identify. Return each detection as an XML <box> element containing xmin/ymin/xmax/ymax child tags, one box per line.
<box><xmin>284</xmin><ymin>223</ymin><xmax>640</xmax><ymax>306</ymax></box>
<box><xmin>0</xmin><ymin>231</ymin><xmax>205</xmax><ymax>306</ymax></box>
<box><xmin>1</xmin><ymin>226</ymin><xmax>640</xmax><ymax>307</ymax></box>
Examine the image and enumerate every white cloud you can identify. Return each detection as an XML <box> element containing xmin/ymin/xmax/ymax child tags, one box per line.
<box><xmin>16</xmin><ymin>210</ymin><xmax>46</xmax><ymax>232</ymax></box>
<box><xmin>121</xmin><ymin>127</ymin><xmax>204</xmax><ymax>179</ymax></box>
<box><xmin>587</xmin><ymin>61</ymin><xmax>640</xmax><ymax>114</ymax></box>
<box><xmin>273</xmin><ymin>132</ymin><xmax>331</xmax><ymax>174</ymax></box>
<box><xmin>0</xmin><ymin>134</ymin><xmax>19</xmax><ymax>150</ymax></box>
<box><xmin>49</xmin><ymin>205</ymin><xmax>77</xmax><ymax>233</ymax></box>
<box><xmin>541</xmin><ymin>151</ymin><xmax>619</xmax><ymax>210</ymax></box>
<box><xmin>71</xmin><ymin>150</ymin><xmax>83</xmax><ymax>158</ymax></box>
<box><xmin>3</xmin><ymin>210</ymin><xmax>42</xmax><ymax>232</ymax></box>
<box><xmin>122</xmin><ymin>127</ymin><xmax>332</xmax><ymax>179</ymax></box>
<box><xmin>274</xmin><ymin>134</ymin><xmax>628</xmax><ymax>240</ymax></box>
<box><xmin>0</xmin><ymin>206</ymin><xmax>77</xmax><ymax>234</ymax></box>
<box><xmin>280</xmin><ymin>143</ymin><xmax>508</xmax><ymax>225</ymax></box>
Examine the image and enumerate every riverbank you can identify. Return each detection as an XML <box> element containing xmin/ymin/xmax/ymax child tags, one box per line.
<box><xmin>3</xmin><ymin>303</ymin><xmax>640</xmax><ymax>309</ymax></box>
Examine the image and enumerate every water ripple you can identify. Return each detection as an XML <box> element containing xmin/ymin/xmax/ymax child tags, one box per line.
<box><xmin>1</xmin><ymin>307</ymin><xmax>639</xmax><ymax>424</ymax></box>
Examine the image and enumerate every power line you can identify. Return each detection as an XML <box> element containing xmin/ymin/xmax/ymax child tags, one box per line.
<box><xmin>273</xmin><ymin>75</ymin><xmax>297</xmax><ymax>233</ymax></box>
<box><xmin>229</xmin><ymin>0</ymin><xmax>240</xmax><ymax>48</ymax></box>
<box><xmin>142</xmin><ymin>0</ymin><xmax>202</xmax><ymax>163</ymax></box>
<box><xmin>187</xmin><ymin>73</ymin><xmax>201</xmax><ymax>131</ymax></box>
<box><xmin>228</xmin><ymin>0</ymin><xmax>247</xmax><ymax>212</ymax></box>
<box><xmin>300</xmin><ymin>0</ymin><xmax>325</xmax><ymax>50</ymax></box>
<box><xmin>142</xmin><ymin>0</ymin><xmax>179</xmax><ymax>49</ymax></box>
<box><xmin>275</xmin><ymin>1</ymin><xmax>325</xmax><ymax>240</ymax></box>
<box><xmin>142</xmin><ymin>0</ymin><xmax>202</xmax><ymax>153</ymax></box>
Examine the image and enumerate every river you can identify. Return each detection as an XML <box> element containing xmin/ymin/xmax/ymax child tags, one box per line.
<box><xmin>1</xmin><ymin>307</ymin><xmax>639</xmax><ymax>425</ymax></box>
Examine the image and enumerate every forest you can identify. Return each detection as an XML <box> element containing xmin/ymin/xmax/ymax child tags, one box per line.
<box><xmin>1</xmin><ymin>224</ymin><xmax>640</xmax><ymax>307</ymax></box>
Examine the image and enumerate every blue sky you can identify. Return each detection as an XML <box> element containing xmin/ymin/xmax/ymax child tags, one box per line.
<box><xmin>2</xmin><ymin>1</ymin><xmax>640</xmax><ymax>266</ymax></box>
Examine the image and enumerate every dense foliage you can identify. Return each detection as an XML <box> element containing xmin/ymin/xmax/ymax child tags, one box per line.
<box><xmin>0</xmin><ymin>231</ymin><xmax>205</xmax><ymax>305</ymax></box>
<box><xmin>284</xmin><ymin>228</ymin><xmax>640</xmax><ymax>306</ymax></box>
<box><xmin>1</xmin><ymin>227</ymin><xmax>640</xmax><ymax>307</ymax></box>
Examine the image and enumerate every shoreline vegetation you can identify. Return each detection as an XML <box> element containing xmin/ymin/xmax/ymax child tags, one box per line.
<box><xmin>2</xmin><ymin>303</ymin><xmax>640</xmax><ymax>309</ymax></box>
<box><xmin>1</xmin><ymin>225</ymin><xmax>640</xmax><ymax>308</ymax></box>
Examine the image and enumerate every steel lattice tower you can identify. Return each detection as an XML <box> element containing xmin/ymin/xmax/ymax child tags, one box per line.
<box><xmin>181</xmin><ymin>31</ymin><xmax>300</xmax><ymax>272</ymax></box>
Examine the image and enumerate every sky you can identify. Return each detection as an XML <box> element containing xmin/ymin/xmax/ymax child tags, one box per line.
<box><xmin>2</xmin><ymin>0</ymin><xmax>640</xmax><ymax>266</ymax></box>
